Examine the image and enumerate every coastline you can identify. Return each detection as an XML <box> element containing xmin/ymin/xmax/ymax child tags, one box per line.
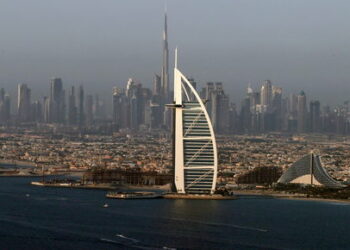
<box><xmin>233</xmin><ymin>190</ymin><xmax>350</xmax><ymax>204</ymax></box>
<box><xmin>30</xmin><ymin>181</ymin><xmax>171</xmax><ymax>191</ymax></box>
<box><xmin>0</xmin><ymin>160</ymin><xmax>36</xmax><ymax>167</ymax></box>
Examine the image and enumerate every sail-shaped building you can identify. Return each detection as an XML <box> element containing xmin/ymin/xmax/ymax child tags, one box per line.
<box><xmin>172</xmin><ymin>50</ymin><xmax>218</xmax><ymax>194</ymax></box>
<box><xmin>278</xmin><ymin>153</ymin><xmax>345</xmax><ymax>188</ymax></box>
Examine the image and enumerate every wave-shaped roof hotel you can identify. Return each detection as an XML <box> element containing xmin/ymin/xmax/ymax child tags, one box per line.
<box><xmin>278</xmin><ymin>153</ymin><xmax>345</xmax><ymax>188</ymax></box>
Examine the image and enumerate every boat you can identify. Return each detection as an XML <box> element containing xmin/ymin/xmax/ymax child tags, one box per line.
<box><xmin>31</xmin><ymin>181</ymin><xmax>45</xmax><ymax>186</ymax></box>
<box><xmin>106</xmin><ymin>191</ymin><xmax>162</xmax><ymax>199</ymax></box>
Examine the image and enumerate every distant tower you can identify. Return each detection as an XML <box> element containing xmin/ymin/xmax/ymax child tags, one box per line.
<box><xmin>272</xmin><ymin>86</ymin><xmax>283</xmax><ymax>130</ymax></box>
<box><xmin>0</xmin><ymin>88</ymin><xmax>5</xmax><ymax>103</ymax></box>
<box><xmin>17</xmin><ymin>84</ymin><xmax>31</xmax><ymax>122</ymax></box>
<box><xmin>205</xmin><ymin>82</ymin><xmax>215</xmax><ymax>118</ymax></box>
<box><xmin>126</xmin><ymin>78</ymin><xmax>135</xmax><ymax>98</ymax></box>
<box><xmin>68</xmin><ymin>86</ymin><xmax>77</xmax><ymax>125</ymax></box>
<box><xmin>297</xmin><ymin>91</ymin><xmax>307</xmax><ymax>133</ymax></box>
<box><xmin>78</xmin><ymin>85</ymin><xmax>85</xmax><ymax>127</ymax></box>
<box><xmin>310</xmin><ymin>100</ymin><xmax>321</xmax><ymax>133</ymax></box>
<box><xmin>161</xmin><ymin>11</ymin><xmax>169</xmax><ymax>102</ymax></box>
<box><xmin>49</xmin><ymin>78</ymin><xmax>65</xmax><ymax>123</ymax></box>
<box><xmin>260</xmin><ymin>80</ymin><xmax>272</xmax><ymax>107</ymax></box>
<box><xmin>153</xmin><ymin>74</ymin><xmax>161</xmax><ymax>96</ymax></box>
<box><xmin>0</xmin><ymin>92</ymin><xmax>11</xmax><ymax>123</ymax></box>
<box><xmin>85</xmin><ymin>94</ymin><xmax>94</xmax><ymax>126</ymax></box>
<box><xmin>130</xmin><ymin>93</ymin><xmax>138</xmax><ymax>130</ymax></box>
<box><xmin>112</xmin><ymin>87</ymin><xmax>122</xmax><ymax>130</ymax></box>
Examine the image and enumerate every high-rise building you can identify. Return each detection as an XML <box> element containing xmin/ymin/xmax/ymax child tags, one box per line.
<box><xmin>229</xmin><ymin>103</ymin><xmax>238</xmax><ymax>133</ymax></box>
<box><xmin>112</xmin><ymin>87</ymin><xmax>130</xmax><ymax>131</ymax></box>
<box><xmin>85</xmin><ymin>95</ymin><xmax>94</xmax><ymax>126</ymax></box>
<box><xmin>43</xmin><ymin>97</ymin><xmax>50</xmax><ymax>123</ymax></box>
<box><xmin>173</xmin><ymin>50</ymin><xmax>217</xmax><ymax>194</ymax></box>
<box><xmin>297</xmin><ymin>91</ymin><xmax>307</xmax><ymax>133</ymax></box>
<box><xmin>68</xmin><ymin>86</ymin><xmax>77</xmax><ymax>125</ymax></box>
<box><xmin>0</xmin><ymin>89</ymin><xmax>5</xmax><ymax>103</ymax></box>
<box><xmin>286</xmin><ymin>94</ymin><xmax>298</xmax><ymax>132</ymax></box>
<box><xmin>240</xmin><ymin>95</ymin><xmax>251</xmax><ymax>133</ymax></box>
<box><xmin>161</xmin><ymin>11</ymin><xmax>169</xmax><ymax>102</ymax></box>
<box><xmin>272</xmin><ymin>86</ymin><xmax>282</xmax><ymax>131</ymax></box>
<box><xmin>17</xmin><ymin>84</ymin><xmax>31</xmax><ymax>122</ymax></box>
<box><xmin>310</xmin><ymin>100</ymin><xmax>321</xmax><ymax>133</ymax></box>
<box><xmin>0</xmin><ymin>89</ymin><xmax>10</xmax><ymax>123</ymax></box>
<box><xmin>31</xmin><ymin>100</ymin><xmax>43</xmax><ymax>122</ymax></box>
<box><xmin>153</xmin><ymin>74</ymin><xmax>161</xmax><ymax>96</ymax></box>
<box><xmin>78</xmin><ymin>85</ymin><xmax>85</xmax><ymax>127</ymax></box>
<box><xmin>260</xmin><ymin>80</ymin><xmax>272</xmax><ymax>107</ymax></box>
<box><xmin>204</xmin><ymin>82</ymin><xmax>214</xmax><ymax>117</ymax></box>
<box><xmin>161</xmin><ymin>11</ymin><xmax>171</xmax><ymax>130</ymax></box>
<box><xmin>210</xmin><ymin>82</ymin><xmax>229</xmax><ymax>133</ymax></box>
<box><xmin>149</xmin><ymin>101</ymin><xmax>162</xmax><ymax>130</ymax></box>
<box><xmin>49</xmin><ymin>78</ymin><xmax>65</xmax><ymax>123</ymax></box>
<box><xmin>126</xmin><ymin>78</ymin><xmax>135</xmax><ymax>98</ymax></box>
<box><xmin>130</xmin><ymin>93</ymin><xmax>138</xmax><ymax>130</ymax></box>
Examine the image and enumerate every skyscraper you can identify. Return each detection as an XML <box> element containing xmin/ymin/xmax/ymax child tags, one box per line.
<box><xmin>161</xmin><ymin>11</ymin><xmax>169</xmax><ymax>102</ymax></box>
<box><xmin>260</xmin><ymin>80</ymin><xmax>272</xmax><ymax>107</ymax></box>
<box><xmin>204</xmin><ymin>82</ymin><xmax>214</xmax><ymax>118</ymax></box>
<box><xmin>210</xmin><ymin>82</ymin><xmax>229</xmax><ymax>133</ymax></box>
<box><xmin>31</xmin><ymin>100</ymin><xmax>43</xmax><ymax>122</ymax></box>
<box><xmin>112</xmin><ymin>87</ymin><xmax>122</xmax><ymax>131</ymax></box>
<box><xmin>173</xmin><ymin>50</ymin><xmax>218</xmax><ymax>194</ymax></box>
<box><xmin>0</xmin><ymin>89</ymin><xmax>10</xmax><ymax>123</ymax></box>
<box><xmin>68</xmin><ymin>86</ymin><xmax>77</xmax><ymax>125</ymax></box>
<box><xmin>130</xmin><ymin>93</ymin><xmax>138</xmax><ymax>130</ymax></box>
<box><xmin>310</xmin><ymin>100</ymin><xmax>321</xmax><ymax>133</ymax></box>
<box><xmin>272</xmin><ymin>86</ymin><xmax>282</xmax><ymax>131</ymax></box>
<box><xmin>78</xmin><ymin>85</ymin><xmax>85</xmax><ymax>127</ymax></box>
<box><xmin>153</xmin><ymin>74</ymin><xmax>161</xmax><ymax>96</ymax></box>
<box><xmin>49</xmin><ymin>78</ymin><xmax>65</xmax><ymax>123</ymax></box>
<box><xmin>85</xmin><ymin>94</ymin><xmax>94</xmax><ymax>126</ymax></box>
<box><xmin>17</xmin><ymin>84</ymin><xmax>31</xmax><ymax>122</ymax></box>
<box><xmin>297</xmin><ymin>91</ymin><xmax>307</xmax><ymax>133</ymax></box>
<box><xmin>161</xmin><ymin>11</ymin><xmax>171</xmax><ymax>130</ymax></box>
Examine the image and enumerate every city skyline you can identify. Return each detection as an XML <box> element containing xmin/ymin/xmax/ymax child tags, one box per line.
<box><xmin>2</xmin><ymin>2</ymin><xmax>350</xmax><ymax>249</ymax></box>
<box><xmin>0</xmin><ymin>0</ymin><xmax>350</xmax><ymax>106</ymax></box>
<box><xmin>1</xmin><ymin>1</ymin><xmax>350</xmax><ymax>135</ymax></box>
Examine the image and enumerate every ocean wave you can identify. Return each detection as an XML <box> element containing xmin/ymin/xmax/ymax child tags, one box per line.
<box><xmin>114</xmin><ymin>233</ymin><xmax>176</xmax><ymax>250</ymax></box>
<box><xmin>116</xmin><ymin>233</ymin><xmax>139</xmax><ymax>243</ymax></box>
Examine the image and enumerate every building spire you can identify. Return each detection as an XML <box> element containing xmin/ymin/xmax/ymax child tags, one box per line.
<box><xmin>175</xmin><ymin>47</ymin><xmax>178</xmax><ymax>69</ymax></box>
<box><xmin>161</xmin><ymin>6</ymin><xmax>169</xmax><ymax>101</ymax></box>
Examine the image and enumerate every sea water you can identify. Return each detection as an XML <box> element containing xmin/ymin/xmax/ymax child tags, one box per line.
<box><xmin>0</xmin><ymin>177</ymin><xmax>349</xmax><ymax>249</ymax></box>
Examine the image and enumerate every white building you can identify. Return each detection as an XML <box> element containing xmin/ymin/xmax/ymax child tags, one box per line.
<box><xmin>173</xmin><ymin>50</ymin><xmax>218</xmax><ymax>194</ymax></box>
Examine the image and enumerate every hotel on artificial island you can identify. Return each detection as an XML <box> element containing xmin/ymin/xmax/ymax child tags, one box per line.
<box><xmin>163</xmin><ymin>49</ymin><xmax>232</xmax><ymax>199</ymax></box>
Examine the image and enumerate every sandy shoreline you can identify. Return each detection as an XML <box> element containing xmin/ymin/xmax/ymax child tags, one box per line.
<box><xmin>233</xmin><ymin>190</ymin><xmax>350</xmax><ymax>204</ymax></box>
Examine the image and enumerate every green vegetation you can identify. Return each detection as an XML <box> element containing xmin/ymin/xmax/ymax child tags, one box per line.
<box><xmin>274</xmin><ymin>183</ymin><xmax>350</xmax><ymax>200</ymax></box>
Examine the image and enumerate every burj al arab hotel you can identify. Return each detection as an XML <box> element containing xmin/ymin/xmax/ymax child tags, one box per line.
<box><xmin>172</xmin><ymin>50</ymin><xmax>218</xmax><ymax>194</ymax></box>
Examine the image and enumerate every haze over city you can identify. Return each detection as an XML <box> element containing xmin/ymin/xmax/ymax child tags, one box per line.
<box><xmin>3</xmin><ymin>1</ymin><xmax>350</xmax><ymax>249</ymax></box>
<box><xmin>1</xmin><ymin>0</ymin><xmax>350</xmax><ymax>106</ymax></box>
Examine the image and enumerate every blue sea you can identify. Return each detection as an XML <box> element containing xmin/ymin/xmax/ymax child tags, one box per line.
<box><xmin>0</xmin><ymin>177</ymin><xmax>350</xmax><ymax>249</ymax></box>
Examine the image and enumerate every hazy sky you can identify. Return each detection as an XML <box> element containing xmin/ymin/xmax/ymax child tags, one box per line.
<box><xmin>1</xmin><ymin>0</ymin><xmax>350</xmax><ymax>107</ymax></box>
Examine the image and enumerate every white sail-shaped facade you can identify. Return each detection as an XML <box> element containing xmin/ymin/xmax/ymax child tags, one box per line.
<box><xmin>173</xmin><ymin>55</ymin><xmax>218</xmax><ymax>194</ymax></box>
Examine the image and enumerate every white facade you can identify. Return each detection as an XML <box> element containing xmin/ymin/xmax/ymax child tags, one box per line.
<box><xmin>173</xmin><ymin>51</ymin><xmax>218</xmax><ymax>194</ymax></box>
